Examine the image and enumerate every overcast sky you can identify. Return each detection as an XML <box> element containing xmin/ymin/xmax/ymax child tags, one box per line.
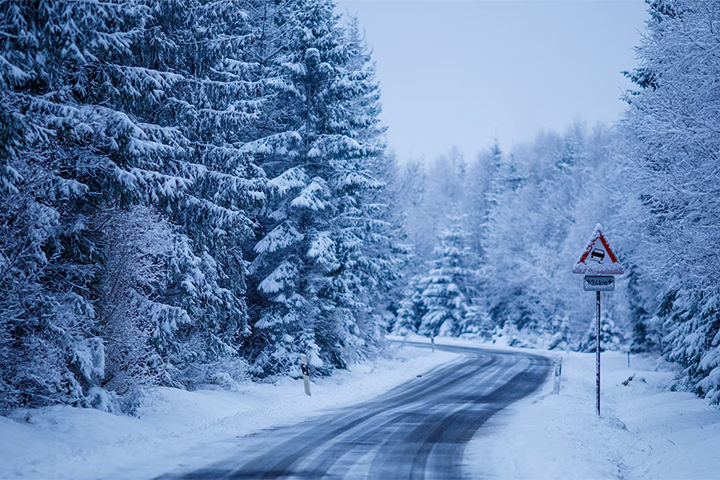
<box><xmin>337</xmin><ymin>0</ymin><xmax>649</xmax><ymax>162</ymax></box>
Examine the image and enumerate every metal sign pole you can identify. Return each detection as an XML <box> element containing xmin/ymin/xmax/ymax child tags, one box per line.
<box><xmin>596</xmin><ymin>291</ymin><xmax>601</xmax><ymax>416</ymax></box>
<box><xmin>574</xmin><ymin>224</ymin><xmax>623</xmax><ymax>417</ymax></box>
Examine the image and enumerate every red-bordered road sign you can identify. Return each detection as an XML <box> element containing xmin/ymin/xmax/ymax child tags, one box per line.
<box><xmin>572</xmin><ymin>224</ymin><xmax>625</xmax><ymax>275</ymax></box>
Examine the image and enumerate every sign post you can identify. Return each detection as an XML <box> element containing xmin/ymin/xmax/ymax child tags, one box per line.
<box><xmin>573</xmin><ymin>224</ymin><xmax>624</xmax><ymax>416</ymax></box>
<box><xmin>596</xmin><ymin>290</ymin><xmax>601</xmax><ymax>416</ymax></box>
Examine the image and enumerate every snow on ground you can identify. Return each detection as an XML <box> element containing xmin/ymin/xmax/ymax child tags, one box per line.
<box><xmin>459</xmin><ymin>342</ymin><xmax>720</xmax><ymax>480</ymax></box>
<box><xmin>398</xmin><ymin>334</ymin><xmax>720</xmax><ymax>479</ymax></box>
<box><xmin>0</xmin><ymin>345</ymin><xmax>459</xmax><ymax>480</ymax></box>
<box><xmin>3</xmin><ymin>336</ymin><xmax>720</xmax><ymax>480</ymax></box>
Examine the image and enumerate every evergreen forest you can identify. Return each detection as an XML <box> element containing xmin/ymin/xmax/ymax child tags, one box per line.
<box><xmin>2</xmin><ymin>0</ymin><xmax>720</xmax><ymax>414</ymax></box>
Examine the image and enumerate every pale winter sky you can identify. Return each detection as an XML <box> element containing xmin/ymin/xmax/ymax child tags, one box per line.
<box><xmin>337</xmin><ymin>0</ymin><xmax>649</xmax><ymax>162</ymax></box>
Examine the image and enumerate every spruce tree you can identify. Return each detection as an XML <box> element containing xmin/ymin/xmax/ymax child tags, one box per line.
<box><xmin>416</xmin><ymin>215</ymin><xmax>477</xmax><ymax>337</ymax></box>
<box><xmin>578</xmin><ymin>311</ymin><xmax>625</xmax><ymax>353</ymax></box>
<box><xmin>246</xmin><ymin>0</ymin><xmax>389</xmax><ymax>374</ymax></box>
<box><xmin>130</xmin><ymin>0</ymin><xmax>269</xmax><ymax>384</ymax></box>
<box><xmin>0</xmin><ymin>0</ymin><xmax>186</xmax><ymax>411</ymax></box>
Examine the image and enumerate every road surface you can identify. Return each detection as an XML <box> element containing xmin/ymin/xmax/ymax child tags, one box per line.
<box><xmin>159</xmin><ymin>343</ymin><xmax>551</xmax><ymax>480</ymax></box>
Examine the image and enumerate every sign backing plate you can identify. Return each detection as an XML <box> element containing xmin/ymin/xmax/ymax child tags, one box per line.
<box><xmin>584</xmin><ymin>275</ymin><xmax>615</xmax><ymax>291</ymax></box>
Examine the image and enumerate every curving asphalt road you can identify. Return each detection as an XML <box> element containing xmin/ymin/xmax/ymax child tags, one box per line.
<box><xmin>158</xmin><ymin>343</ymin><xmax>551</xmax><ymax>480</ymax></box>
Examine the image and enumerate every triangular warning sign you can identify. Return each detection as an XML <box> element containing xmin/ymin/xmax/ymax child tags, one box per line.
<box><xmin>572</xmin><ymin>223</ymin><xmax>625</xmax><ymax>275</ymax></box>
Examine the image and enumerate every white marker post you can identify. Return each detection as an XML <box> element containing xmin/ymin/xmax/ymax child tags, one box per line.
<box><xmin>553</xmin><ymin>357</ymin><xmax>563</xmax><ymax>394</ymax></box>
<box><xmin>573</xmin><ymin>224</ymin><xmax>624</xmax><ymax>416</ymax></box>
<box><xmin>300</xmin><ymin>354</ymin><xmax>311</xmax><ymax>396</ymax></box>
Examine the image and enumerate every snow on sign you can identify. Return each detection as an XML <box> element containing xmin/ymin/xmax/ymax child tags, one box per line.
<box><xmin>572</xmin><ymin>223</ymin><xmax>625</xmax><ymax>275</ymax></box>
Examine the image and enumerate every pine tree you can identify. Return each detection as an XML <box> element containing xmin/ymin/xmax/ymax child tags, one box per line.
<box><xmin>578</xmin><ymin>311</ymin><xmax>625</xmax><ymax>353</ymax></box>
<box><xmin>95</xmin><ymin>207</ymin><xmax>176</xmax><ymax>396</ymax></box>
<box><xmin>0</xmin><ymin>0</ymin><xmax>192</xmax><ymax>412</ymax></box>
<box><xmin>394</xmin><ymin>274</ymin><xmax>429</xmax><ymax>334</ymax></box>
<box><xmin>466</xmin><ymin>140</ymin><xmax>502</xmax><ymax>259</ymax></box>
<box><xmin>626</xmin><ymin>263</ymin><xmax>660</xmax><ymax>353</ymax></box>
<box><xmin>131</xmin><ymin>0</ymin><xmax>270</xmax><ymax>384</ymax></box>
<box><xmin>246</xmin><ymin>0</ymin><xmax>389</xmax><ymax>375</ymax></box>
<box><xmin>339</xmin><ymin>17</ymin><xmax>405</xmax><ymax>349</ymax></box>
<box><xmin>416</xmin><ymin>214</ymin><xmax>478</xmax><ymax>337</ymax></box>
<box><xmin>0</xmin><ymin>0</ymin><xmax>275</xmax><ymax>410</ymax></box>
<box><xmin>478</xmin><ymin>123</ymin><xmax>624</xmax><ymax>346</ymax></box>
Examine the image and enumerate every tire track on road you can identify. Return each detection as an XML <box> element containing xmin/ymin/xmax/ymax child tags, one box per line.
<box><xmin>158</xmin><ymin>344</ymin><xmax>551</xmax><ymax>480</ymax></box>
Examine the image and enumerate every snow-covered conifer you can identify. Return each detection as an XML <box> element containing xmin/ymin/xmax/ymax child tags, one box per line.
<box><xmin>620</xmin><ymin>0</ymin><xmax>720</xmax><ymax>402</ymax></box>
<box><xmin>0</xmin><ymin>0</ymin><xmax>187</xmax><ymax>411</ymax></box>
<box><xmin>415</xmin><ymin>214</ymin><xmax>478</xmax><ymax>337</ymax></box>
<box><xmin>246</xmin><ymin>0</ymin><xmax>390</xmax><ymax>374</ymax></box>
<box><xmin>578</xmin><ymin>311</ymin><xmax>625</xmax><ymax>353</ymax></box>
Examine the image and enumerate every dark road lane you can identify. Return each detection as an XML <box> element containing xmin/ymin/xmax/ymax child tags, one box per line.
<box><xmin>158</xmin><ymin>344</ymin><xmax>551</xmax><ymax>480</ymax></box>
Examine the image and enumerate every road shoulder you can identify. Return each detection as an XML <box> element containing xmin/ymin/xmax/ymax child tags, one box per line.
<box><xmin>0</xmin><ymin>345</ymin><xmax>459</xmax><ymax>480</ymax></box>
<box><xmin>465</xmin><ymin>350</ymin><xmax>720</xmax><ymax>480</ymax></box>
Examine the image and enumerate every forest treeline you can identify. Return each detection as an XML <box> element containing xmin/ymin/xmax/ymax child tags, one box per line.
<box><xmin>1</xmin><ymin>0</ymin><xmax>719</xmax><ymax>413</ymax></box>
<box><xmin>0</xmin><ymin>0</ymin><xmax>401</xmax><ymax>413</ymax></box>
<box><xmin>396</xmin><ymin>0</ymin><xmax>720</xmax><ymax>404</ymax></box>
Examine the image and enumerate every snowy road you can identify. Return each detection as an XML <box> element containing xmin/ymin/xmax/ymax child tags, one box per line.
<box><xmin>158</xmin><ymin>344</ymin><xmax>551</xmax><ymax>480</ymax></box>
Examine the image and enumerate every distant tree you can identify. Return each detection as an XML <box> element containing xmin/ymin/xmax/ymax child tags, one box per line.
<box><xmin>479</xmin><ymin>123</ymin><xmax>625</xmax><ymax>345</ymax></box>
<box><xmin>415</xmin><ymin>214</ymin><xmax>478</xmax><ymax>337</ymax></box>
<box><xmin>625</xmin><ymin>263</ymin><xmax>660</xmax><ymax>353</ymax></box>
<box><xmin>578</xmin><ymin>310</ymin><xmax>625</xmax><ymax>353</ymax></box>
<box><xmin>395</xmin><ymin>274</ymin><xmax>429</xmax><ymax>334</ymax></box>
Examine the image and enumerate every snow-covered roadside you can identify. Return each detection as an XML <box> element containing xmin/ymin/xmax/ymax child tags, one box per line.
<box><xmin>5</xmin><ymin>335</ymin><xmax>718</xmax><ymax>480</ymax></box>
<box><xmin>464</xmin><ymin>346</ymin><xmax>720</xmax><ymax>480</ymax></box>
<box><xmin>0</xmin><ymin>345</ymin><xmax>459</xmax><ymax>480</ymax></box>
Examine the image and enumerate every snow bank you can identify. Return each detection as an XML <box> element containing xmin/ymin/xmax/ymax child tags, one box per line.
<box><xmin>0</xmin><ymin>346</ymin><xmax>459</xmax><ymax>480</ymax></box>
<box><xmin>465</xmin><ymin>347</ymin><xmax>720</xmax><ymax>480</ymax></box>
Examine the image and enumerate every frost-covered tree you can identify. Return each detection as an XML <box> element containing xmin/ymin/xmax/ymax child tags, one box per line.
<box><xmin>395</xmin><ymin>274</ymin><xmax>429</xmax><ymax>334</ymax></box>
<box><xmin>625</xmin><ymin>263</ymin><xmax>661</xmax><ymax>353</ymax></box>
<box><xmin>578</xmin><ymin>311</ymin><xmax>625</xmax><ymax>353</ymax></box>
<box><xmin>246</xmin><ymin>0</ymin><xmax>390</xmax><ymax>375</ymax></box>
<box><xmin>0</xmin><ymin>0</ymin><xmax>188</xmax><ymax>412</ymax></box>
<box><xmin>96</xmin><ymin>207</ymin><xmax>176</xmax><ymax>396</ymax></box>
<box><xmin>620</xmin><ymin>0</ymin><xmax>720</xmax><ymax>403</ymax></box>
<box><xmin>409</xmin><ymin>214</ymin><xmax>478</xmax><ymax>337</ymax></box>
<box><xmin>478</xmin><ymin>123</ymin><xmax>626</xmax><ymax>346</ymax></box>
<box><xmin>0</xmin><ymin>0</ymin><xmax>270</xmax><ymax>411</ymax></box>
<box><xmin>402</xmin><ymin>149</ymin><xmax>468</xmax><ymax>264</ymax></box>
<box><xmin>340</xmin><ymin>17</ymin><xmax>407</xmax><ymax>342</ymax></box>
<box><xmin>127</xmin><ymin>0</ymin><xmax>270</xmax><ymax>383</ymax></box>
<box><xmin>465</xmin><ymin>141</ymin><xmax>502</xmax><ymax>259</ymax></box>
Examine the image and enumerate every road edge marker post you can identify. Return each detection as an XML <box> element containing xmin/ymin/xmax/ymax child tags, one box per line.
<box><xmin>300</xmin><ymin>354</ymin><xmax>311</xmax><ymax>396</ymax></box>
<box><xmin>431</xmin><ymin>334</ymin><xmax>435</xmax><ymax>353</ymax></box>
<box><xmin>553</xmin><ymin>357</ymin><xmax>563</xmax><ymax>394</ymax></box>
<box><xmin>572</xmin><ymin>223</ymin><xmax>624</xmax><ymax>416</ymax></box>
